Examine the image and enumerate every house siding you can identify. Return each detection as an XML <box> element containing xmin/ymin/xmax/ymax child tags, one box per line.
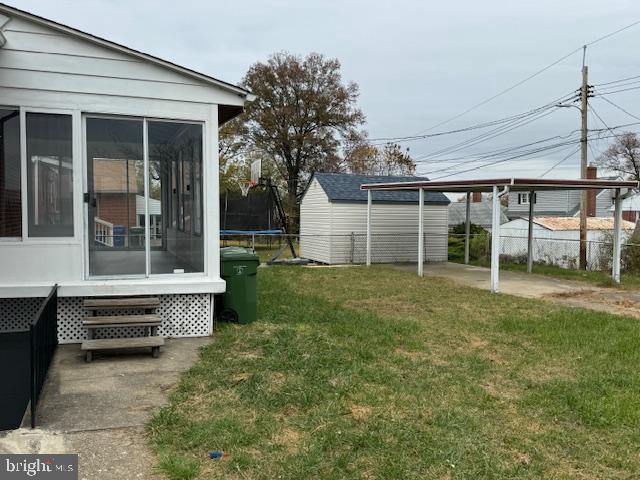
<box><xmin>508</xmin><ymin>190</ymin><xmax>581</xmax><ymax>217</ymax></box>
<box><xmin>0</xmin><ymin>16</ymin><xmax>243</xmax><ymax>106</ymax></box>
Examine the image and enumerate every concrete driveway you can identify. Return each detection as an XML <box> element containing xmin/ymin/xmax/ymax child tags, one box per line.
<box><xmin>0</xmin><ymin>337</ymin><xmax>211</xmax><ymax>480</ymax></box>
<box><xmin>397</xmin><ymin>262</ymin><xmax>640</xmax><ymax>318</ymax></box>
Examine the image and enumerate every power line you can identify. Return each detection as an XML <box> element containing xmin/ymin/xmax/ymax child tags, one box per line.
<box><xmin>408</xmin><ymin>18</ymin><xmax>640</xmax><ymax>137</ymax></box>
<box><xmin>539</xmin><ymin>145</ymin><xmax>582</xmax><ymax>177</ymax></box>
<box><xmin>594</xmin><ymin>85</ymin><xmax>640</xmax><ymax>96</ymax></box>
<box><xmin>597</xmin><ymin>95</ymin><xmax>640</xmax><ymax>121</ymax></box>
<box><xmin>368</xmin><ymin>91</ymin><xmax>577</xmax><ymax>144</ymax></box>
<box><xmin>594</xmin><ymin>74</ymin><xmax>640</xmax><ymax>87</ymax></box>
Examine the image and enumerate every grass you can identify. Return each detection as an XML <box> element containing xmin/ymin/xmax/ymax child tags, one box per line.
<box><xmin>468</xmin><ymin>258</ymin><xmax>640</xmax><ymax>288</ymax></box>
<box><xmin>149</xmin><ymin>265</ymin><xmax>640</xmax><ymax>479</ymax></box>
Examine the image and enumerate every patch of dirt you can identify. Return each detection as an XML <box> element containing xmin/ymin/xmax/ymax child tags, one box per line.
<box><xmin>232</xmin><ymin>372</ymin><xmax>251</xmax><ymax>383</ymax></box>
<box><xmin>269</xmin><ymin>372</ymin><xmax>287</xmax><ymax>389</ymax></box>
<box><xmin>237</xmin><ymin>350</ymin><xmax>263</xmax><ymax>360</ymax></box>
<box><xmin>395</xmin><ymin>348</ymin><xmax>448</xmax><ymax>366</ymax></box>
<box><xmin>349</xmin><ymin>404</ymin><xmax>372</xmax><ymax>422</ymax></box>
<box><xmin>512</xmin><ymin>450</ymin><xmax>532</xmax><ymax>466</ymax></box>
<box><xmin>271</xmin><ymin>428</ymin><xmax>302</xmax><ymax>454</ymax></box>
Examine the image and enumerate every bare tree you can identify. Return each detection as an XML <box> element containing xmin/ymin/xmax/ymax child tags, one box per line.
<box><xmin>239</xmin><ymin>52</ymin><xmax>365</xmax><ymax>214</ymax></box>
<box><xmin>597</xmin><ymin>132</ymin><xmax>640</xmax><ymax>180</ymax></box>
<box><xmin>344</xmin><ymin>134</ymin><xmax>416</xmax><ymax>176</ymax></box>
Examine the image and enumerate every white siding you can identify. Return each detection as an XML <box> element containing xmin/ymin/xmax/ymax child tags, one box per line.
<box><xmin>329</xmin><ymin>202</ymin><xmax>449</xmax><ymax>264</ymax></box>
<box><xmin>299</xmin><ymin>179</ymin><xmax>331</xmax><ymax>263</ymax></box>
<box><xmin>0</xmin><ymin>16</ymin><xmax>244</xmax><ymax>106</ymax></box>
<box><xmin>508</xmin><ymin>190</ymin><xmax>580</xmax><ymax>216</ymax></box>
<box><xmin>596</xmin><ymin>189</ymin><xmax>613</xmax><ymax>217</ymax></box>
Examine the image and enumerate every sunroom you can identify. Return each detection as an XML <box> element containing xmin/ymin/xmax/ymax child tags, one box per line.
<box><xmin>0</xmin><ymin>2</ymin><xmax>252</xmax><ymax>343</ymax></box>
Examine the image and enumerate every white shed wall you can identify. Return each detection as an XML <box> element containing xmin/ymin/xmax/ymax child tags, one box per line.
<box><xmin>329</xmin><ymin>202</ymin><xmax>448</xmax><ymax>264</ymax></box>
<box><xmin>299</xmin><ymin>179</ymin><xmax>331</xmax><ymax>263</ymax></box>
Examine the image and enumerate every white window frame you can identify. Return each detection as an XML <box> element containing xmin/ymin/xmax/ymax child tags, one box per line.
<box><xmin>82</xmin><ymin>113</ymin><xmax>207</xmax><ymax>280</ymax></box>
<box><xmin>0</xmin><ymin>106</ymin><xmax>80</xmax><ymax>245</ymax></box>
<box><xmin>518</xmin><ymin>192</ymin><xmax>535</xmax><ymax>205</ymax></box>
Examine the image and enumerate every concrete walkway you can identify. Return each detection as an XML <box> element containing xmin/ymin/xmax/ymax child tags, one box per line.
<box><xmin>0</xmin><ymin>337</ymin><xmax>210</xmax><ymax>480</ymax></box>
<box><xmin>397</xmin><ymin>262</ymin><xmax>640</xmax><ymax>318</ymax></box>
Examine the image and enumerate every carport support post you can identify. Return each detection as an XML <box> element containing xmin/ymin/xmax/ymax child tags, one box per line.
<box><xmin>490</xmin><ymin>185</ymin><xmax>501</xmax><ymax>293</ymax></box>
<box><xmin>612</xmin><ymin>188</ymin><xmax>622</xmax><ymax>283</ymax></box>
<box><xmin>464</xmin><ymin>192</ymin><xmax>471</xmax><ymax>264</ymax></box>
<box><xmin>526</xmin><ymin>190</ymin><xmax>535</xmax><ymax>273</ymax></box>
<box><xmin>418</xmin><ymin>188</ymin><xmax>424</xmax><ymax>276</ymax></box>
<box><xmin>366</xmin><ymin>189</ymin><xmax>372</xmax><ymax>266</ymax></box>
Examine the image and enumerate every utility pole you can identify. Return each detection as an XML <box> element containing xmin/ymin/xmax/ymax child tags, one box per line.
<box><xmin>579</xmin><ymin>46</ymin><xmax>589</xmax><ymax>270</ymax></box>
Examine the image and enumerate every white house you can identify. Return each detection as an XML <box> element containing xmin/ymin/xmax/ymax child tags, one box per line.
<box><xmin>300</xmin><ymin>173</ymin><xmax>450</xmax><ymax>264</ymax></box>
<box><xmin>0</xmin><ymin>4</ymin><xmax>252</xmax><ymax>343</ymax></box>
<box><xmin>500</xmin><ymin>216</ymin><xmax>635</xmax><ymax>269</ymax></box>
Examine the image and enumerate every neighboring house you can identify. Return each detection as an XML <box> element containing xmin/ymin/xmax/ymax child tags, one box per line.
<box><xmin>609</xmin><ymin>191</ymin><xmax>640</xmax><ymax>223</ymax></box>
<box><xmin>299</xmin><ymin>173</ymin><xmax>450</xmax><ymax>264</ymax></box>
<box><xmin>0</xmin><ymin>4</ymin><xmax>252</xmax><ymax>342</ymax></box>
<box><xmin>448</xmin><ymin>201</ymin><xmax>508</xmax><ymax>231</ymax></box>
<box><xmin>507</xmin><ymin>166</ymin><xmax>616</xmax><ymax>219</ymax></box>
<box><xmin>500</xmin><ymin>216</ymin><xmax>634</xmax><ymax>269</ymax></box>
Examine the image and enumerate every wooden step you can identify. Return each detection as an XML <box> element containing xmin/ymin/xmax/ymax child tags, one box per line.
<box><xmin>83</xmin><ymin>314</ymin><xmax>161</xmax><ymax>328</ymax></box>
<box><xmin>84</xmin><ymin>297</ymin><xmax>160</xmax><ymax>310</ymax></box>
<box><xmin>81</xmin><ymin>336</ymin><xmax>164</xmax><ymax>351</ymax></box>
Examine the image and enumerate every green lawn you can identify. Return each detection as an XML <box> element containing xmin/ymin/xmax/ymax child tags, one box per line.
<box><xmin>149</xmin><ymin>266</ymin><xmax>640</xmax><ymax>479</ymax></box>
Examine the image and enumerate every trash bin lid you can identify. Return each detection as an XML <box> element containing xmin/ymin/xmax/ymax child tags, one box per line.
<box><xmin>220</xmin><ymin>246</ymin><xmax>259</xmax><ymax>261</ymax></box>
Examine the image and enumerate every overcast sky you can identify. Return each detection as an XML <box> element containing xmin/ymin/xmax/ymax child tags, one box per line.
<box><xmin>16</xmin><ymin>0</ymin><xmax>640</xmax><ymax>180</ymax></box>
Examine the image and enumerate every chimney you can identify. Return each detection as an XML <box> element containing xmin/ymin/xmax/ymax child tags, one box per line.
<box><xmin>472</xmin><ymin>191</ymin><xmax>482</xmax><ymax>203</ymax></box>
<box><xmin>586</xmin><ymin>165</ymin><xmax>597</xmax><ymax>217</ymax></box>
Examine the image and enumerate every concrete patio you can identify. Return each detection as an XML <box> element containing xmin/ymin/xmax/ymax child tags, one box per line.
<box><xmin>0</xmin><ymin>337</ymin><xmax>211</xmax><ymax>479</ymax></box>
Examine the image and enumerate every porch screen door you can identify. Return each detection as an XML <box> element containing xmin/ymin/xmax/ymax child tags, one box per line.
<box><xmin>86</xmin><ymin>117</ymin><xmax>145</xmax><ymax>277</ymax></box>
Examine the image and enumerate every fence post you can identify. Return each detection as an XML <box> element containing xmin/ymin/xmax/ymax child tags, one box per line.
<box><xmin>418</xmin><ymin>188</ymin><xmax>424</xmax><ymax>276</ymax></box>
<box><xmin>366</xmin><ymin>190</ymin><xmax>372</xmax><ymax>266</ymax></box>
<box><xmin>612</xmin><ymin>188</ymin><xmax>622</xmax><ymax>283</ymax></box>
<box><xmin>464</xmin><ymin>192</ymin><xmax>471</xmax><ymax>264</ymax></box>
<box><xmin>350</xmin><ymin>233</ymin><xmax>354</xmax><ymax>264</ymax></box>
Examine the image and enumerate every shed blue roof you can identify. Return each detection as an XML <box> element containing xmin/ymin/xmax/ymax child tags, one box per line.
<box><xmin>312</xmin><ymin>173</ymin><xmax>450</xmax><ymax>205</ymax></box>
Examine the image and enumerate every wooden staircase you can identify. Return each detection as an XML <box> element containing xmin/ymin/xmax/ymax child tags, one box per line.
<box><xmin>80</xmin><ymin>296</ymin><xmax>164</xmax><ymax>362</ymax></box>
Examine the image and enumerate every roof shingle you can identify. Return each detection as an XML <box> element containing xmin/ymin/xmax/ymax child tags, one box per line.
<box><xmin>312</xmin><ymin>173</ymin><xmax>450</xmax><ymax>204</ymax></box>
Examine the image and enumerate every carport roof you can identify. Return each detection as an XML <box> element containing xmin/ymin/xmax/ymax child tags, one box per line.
<box><xmin>361</xmin><ymin>177</ymin><xmax>640</xmax><ymax>193</ymax></box>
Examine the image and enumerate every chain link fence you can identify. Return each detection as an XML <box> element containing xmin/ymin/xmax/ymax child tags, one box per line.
<box><xmin>221</xmin><ymin>232</ymin><xmax>640</xmax><ymax>273</ymax></box>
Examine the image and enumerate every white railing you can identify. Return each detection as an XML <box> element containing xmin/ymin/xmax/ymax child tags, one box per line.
<box><xmin>94</xmin><ymin>217</ymin><xmax>114</xmax><ymax>247</ymax></box>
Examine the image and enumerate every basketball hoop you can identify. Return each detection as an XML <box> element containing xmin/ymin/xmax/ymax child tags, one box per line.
<box><xmin>239</xmin><ymin>180</ymin><xmax>256</xmax><ymax>197</ymax></box>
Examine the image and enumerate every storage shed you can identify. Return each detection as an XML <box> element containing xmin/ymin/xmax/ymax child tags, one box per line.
<box><xmin>299</xmin><ymin>173</ymin><xmax>450</xmax><ymax>264</ymax></box>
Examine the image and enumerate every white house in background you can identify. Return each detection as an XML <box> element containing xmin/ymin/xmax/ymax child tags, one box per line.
<box><xmin>500</xmin><ymin>217</ymin><xmax>635</xmax><ymax>269</ymax></box>
<box><xmin>0</xmin><ymin>4</ymin><xmax>253</xmax><ymax>342</ymax></box>
<box><xmin>609</xmin><ymin>191</ymin><xmax>640</xmax><ymax>223</ymax></box>
<box><xmin>299</xmin><ymin>173</ymin><xmax>450</xmax><ymax>264</ymax></box>
<box><xmin>507</xmin><ymin>166</ymin><xmax>616</xmax><ymax>219</ymax></box>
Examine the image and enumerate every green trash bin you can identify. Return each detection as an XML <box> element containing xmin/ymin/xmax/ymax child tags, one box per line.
<box><xmin>220</xmin><ymin>247</ymin><xmax>259</xmax><ymax>324</ymax></box>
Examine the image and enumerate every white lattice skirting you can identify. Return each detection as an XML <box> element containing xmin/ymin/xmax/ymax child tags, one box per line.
<box><xmin>0</xmin><ymin>294</ymin><xmax>213</xmax><ymax>344</ymax></box>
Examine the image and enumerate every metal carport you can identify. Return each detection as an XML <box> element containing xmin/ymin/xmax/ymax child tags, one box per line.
<box><xmin>361</xmin><ymin>178</ymin><xmax>639</xmax><ymax>293</ymax></box>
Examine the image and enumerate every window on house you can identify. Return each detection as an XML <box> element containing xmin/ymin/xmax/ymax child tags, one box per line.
<box><xmin>0</xmin><ymin>108</ymin><xmax>21</xmax><ymax>237</ymax></box>
<box><xmin>518</xmin><ymin>193</ymin><xmax>536</xmax><ymax>205</ymax></box>
<box><xmin>26</xmin><ymin>113</ymin><xmax>73</xmax><ymax>237</ymax></box>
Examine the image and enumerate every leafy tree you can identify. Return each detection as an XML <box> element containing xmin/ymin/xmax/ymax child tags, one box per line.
<box><xmin>597</xmin><ymin>132</ymin><xmax>640</xmax><ymax>180</ymax></box>
<box><xmin>238</xmin><ymin>52</ymin><xmax>365</xmax><ymax>213</ymax></box>
<box><xmin>343</xmin><ymin>134</ymin><xmax>416</xmax><ymax>176</ymax></box>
